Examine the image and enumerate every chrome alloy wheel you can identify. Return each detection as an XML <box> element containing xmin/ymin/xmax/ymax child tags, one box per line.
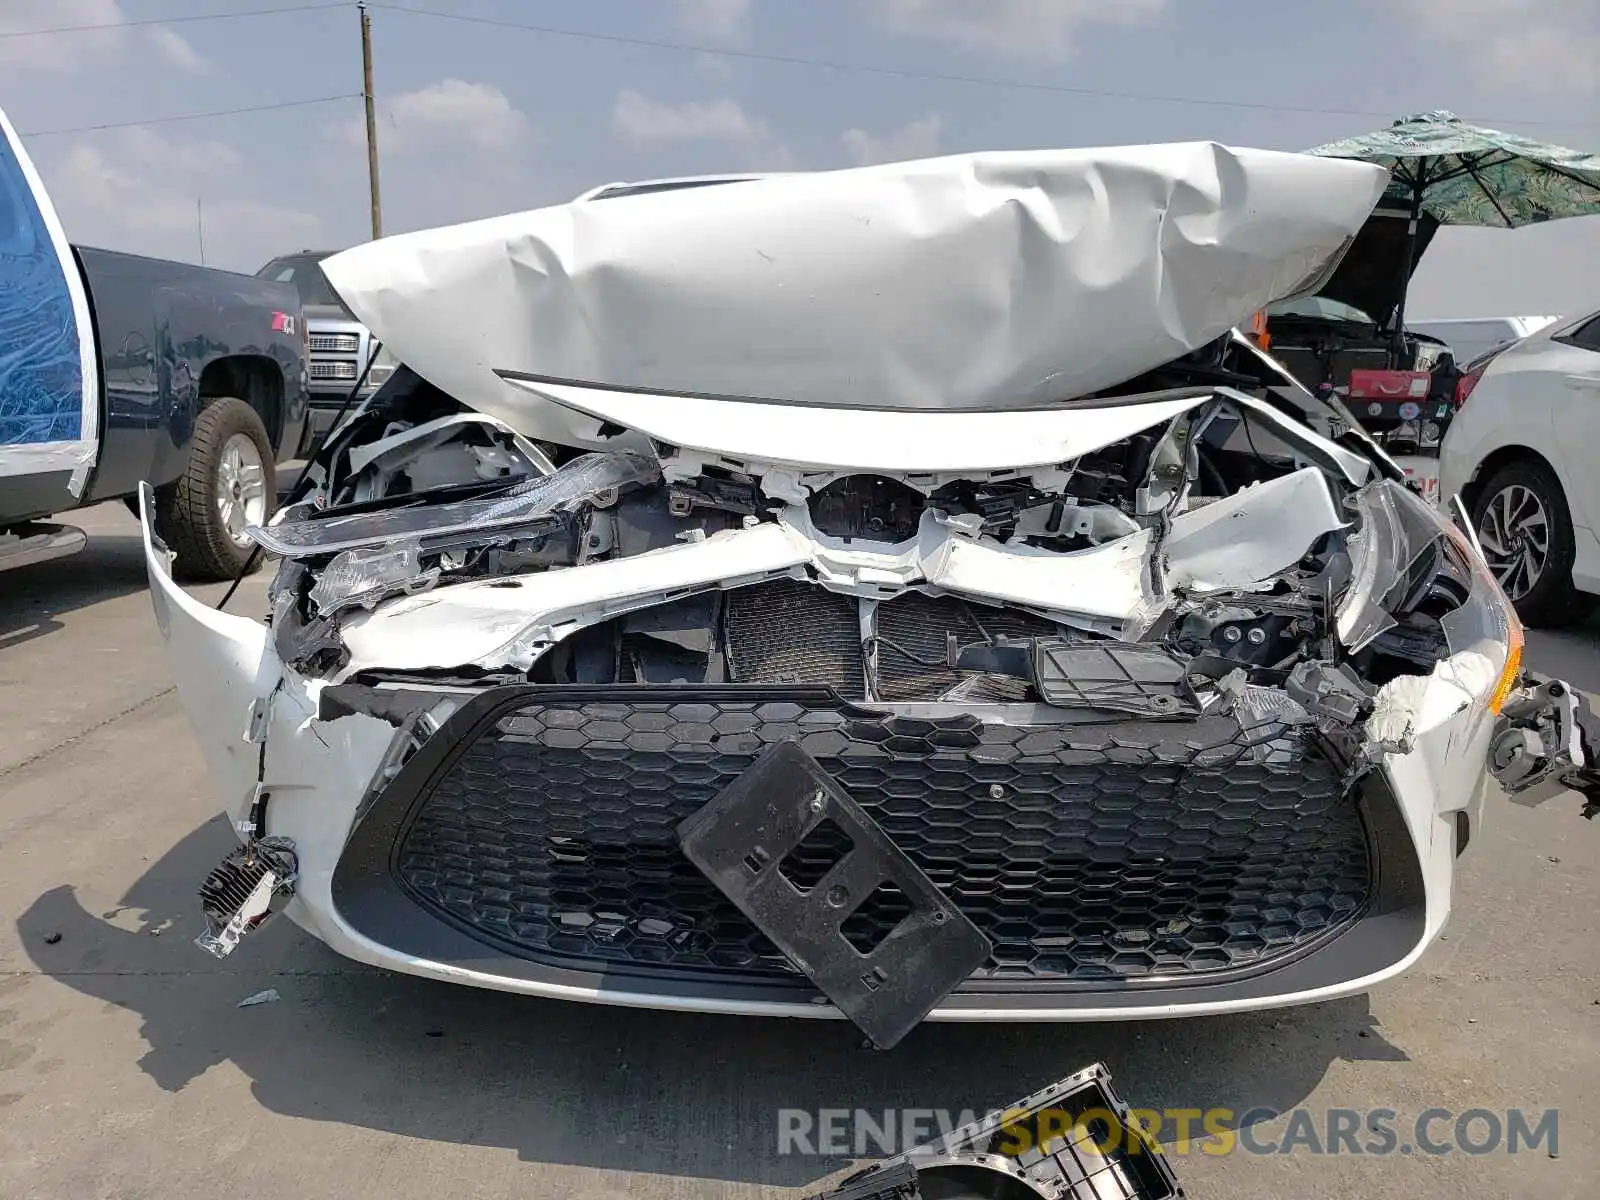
<box><xmin>216</xmin><ymin>432</ymin><xmax>268</xmax><ymax>548</ymax></box>
<box><xmin>1477</xmin><ymin>482</ymin><xmax>1549</xmax><ymax>601</ymax></box>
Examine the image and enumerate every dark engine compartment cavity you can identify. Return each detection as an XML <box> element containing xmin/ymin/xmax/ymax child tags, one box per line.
<box><xmin>539</xmin><ymin>579</ymin><xmax>1066</xmax><ymax>702</ymax></box>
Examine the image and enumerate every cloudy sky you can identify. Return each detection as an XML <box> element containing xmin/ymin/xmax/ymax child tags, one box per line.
<box><xmin>3</xmin><ymin>0</ymin><xmax>1598</xmax><ymax>317</ymax></box>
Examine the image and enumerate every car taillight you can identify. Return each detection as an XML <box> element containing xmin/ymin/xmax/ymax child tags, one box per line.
<box><xmin>1455</xmin><ymin>365</ymin><xmax>1487</xmax><ymax>406</ymax></box>
<box><xmin>1453</xmin><ymin>343</ymin><xmax>1515</xmax><ymax>407</ymax></box>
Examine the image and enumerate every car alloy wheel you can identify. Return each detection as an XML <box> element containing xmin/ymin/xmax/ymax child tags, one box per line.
<box><xmin>216</xmin><ymin>431</ymin><xmax>268</xmax><ymax>548</ymax></box>
<box><xmin>1477</xmin><ymin>482</ymin><xmax>1549</xmax><ymax>601</ymax></box>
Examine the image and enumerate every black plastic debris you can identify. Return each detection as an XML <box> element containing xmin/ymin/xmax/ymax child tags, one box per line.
<box><xmin>679</xmin><ymin>740</ymin><xmax>991</xmax><ymax>1049</ymax></box>
<box><xmin>809</xmin><ymin>1063</ymin><xmax>1184</xmax><ymax>1199</ymax></box>
<box><xmin>1031</xmin><ymin>639</ymin><xmax>1199</xmax><ymax>717</ymax></box>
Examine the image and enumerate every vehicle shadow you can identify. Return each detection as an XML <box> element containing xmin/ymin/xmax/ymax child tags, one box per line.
<box><xmin>16</xmin><ymin>818</ymin><xmax>1407</xmax><ymax>1190</ymax></box>
<box><xmin>0</xmin><ymin>529</ymin><xmax>147</xmax><ymax>652</ymax></box>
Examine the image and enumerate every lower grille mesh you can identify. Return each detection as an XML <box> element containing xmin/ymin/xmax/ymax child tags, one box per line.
<box><xmin>394</xmin><ymin>692</ymin><xmax>1373</xmax><ymax>989</ymax></box>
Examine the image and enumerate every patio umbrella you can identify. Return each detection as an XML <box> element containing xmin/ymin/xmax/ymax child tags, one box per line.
<box><xmin>1307</xmin><ymin>110</ymin><xmax>1600</xmax><ymax>359</ymax></box>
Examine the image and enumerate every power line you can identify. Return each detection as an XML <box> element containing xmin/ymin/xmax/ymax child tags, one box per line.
<box><xmin>376</xmin><ymin>2</ymin><xmax>1600</xmax><ymax>131</ymax></box>
<box><xmin>0</xmin><ymin>2</ymin><xmax>349</xmax><ymax>40</ymax></box>
<box><xmin>20</xmin><ymin>94</ymin><xmax>360</xmax><ymax>138</ymax></box>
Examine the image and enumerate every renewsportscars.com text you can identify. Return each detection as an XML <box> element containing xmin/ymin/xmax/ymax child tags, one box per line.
<box><xmin>776</xmin><ymin>1106</ymin><xmax>1558</xmax><ymax>1158</ymax></box>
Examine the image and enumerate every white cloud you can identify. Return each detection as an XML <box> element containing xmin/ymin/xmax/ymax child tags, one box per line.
<box><xmin>1385</xmin><ymin>0</ymin><xmax>1599</xmax><ymax>94</ymax></box>
<box><xmin>612</xmin><ymin>89</ymin><xmax>768</xmax><ymax>146</ymax></box>
<box><xmin>869</xmin><ymin>0</ymin><xmax>1166</xmax><ymax>59</ymax></box>
<box><xmin>610</xmin><ymin>90</ymin><xmax>796</xmax><ymax>170</ymax></box>
<box><xmin>672</xmin><ymin>0</ymin><xmax>750</xmax><ymax>38</ymax></box>
<box><xmin>146</xmin><ymin>25</ymin><xmax>210</xmax><ymax>75</ymax></box>
<box><xmin>0</xmin><ymin>0</ymin><xmax>125</xmax><ymax>72</ymax></box>
<box><xmin>40</xmin><ymin>126</ymin><xmax>321</xmax><ymax>270</ymax></box>
<box><xmin>381</xmin><ymin>79</ymin><xmax>535</xmax><ymax>154</ymax></box>
<box><xmin>322</xmin><ymin>80</ymin><xmax>545</xmax><ymax>232</ymax></box>
<box><xmin>330</xmin><ymin>81</ymin><xmax>535</xmax><ymax>155</ymax></box>
<box><xmin>843</xmin><ymin>114</ymin><xmax>943</xmax><ymax>165</ymax></box>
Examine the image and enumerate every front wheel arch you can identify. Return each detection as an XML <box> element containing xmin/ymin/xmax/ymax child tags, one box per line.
<box><xmin>1461</xmin><ymin>444</ymin><xmax>1555</xmax><ymax>515</ymax></box>
<box><xmin>1469</xmin><ymin>454</ymin><xmax>1593</xmax><ymax>628</ymax></box>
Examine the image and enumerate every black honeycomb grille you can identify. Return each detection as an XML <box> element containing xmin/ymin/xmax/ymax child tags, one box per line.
<box><xmin>393</xmin><ymin>692</ymin><xmax>1373</xmax><ymax>989</ymax></box>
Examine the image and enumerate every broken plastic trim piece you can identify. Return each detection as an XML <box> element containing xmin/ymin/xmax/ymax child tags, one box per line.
<box><xmin>246</xmin><ymin>451</ymin><xmax>659</xmax><ymax>558</ymax></box>
<box><xmin>1336</xmin><ymin>480</ymin><xmax>1444</xmax><ymax>652</ymax></box>
<box><xmin>679</xmin><ymin>740</ymin><xmax>991</xmax><ymax>1050</ymax></box>
<box><xmin>1031</xmin><ymin>640</ymin><xmax>1199</xmax><ymax>717</ymax></box>
<box><xmin>343</xmin><ymin>410</ymin><xmax>557</xmax><ymax>480</ymax></box>
<box><xmin>308</xmin><ymin>540</ymin><xmax>440</xmax><ymax>616</ymax></box>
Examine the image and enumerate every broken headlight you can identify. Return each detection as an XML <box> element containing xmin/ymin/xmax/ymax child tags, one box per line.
<box><xmin>1350</xmin><ymin>480</ymin><xmax>1523</xmax><ymax>718</ymax></box>
<box><xmin>1438</xmin><ymin>508</ymin><xmax>1524</xmax><ymax>716</ymax></box>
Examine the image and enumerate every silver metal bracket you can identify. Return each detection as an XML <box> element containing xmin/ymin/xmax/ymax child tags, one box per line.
<box><xmin>1491</xmin><ymin>676</ymin><xmax>1600</xmax><ymax>817</ymax></box>
<box><xmin>195</xmin><ymin>837</ymin><xmax>299</xmax><ymax>959</ymax></box>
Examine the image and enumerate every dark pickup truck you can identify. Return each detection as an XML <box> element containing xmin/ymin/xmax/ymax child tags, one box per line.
<box><xmin>1</xmin><ymin>109</ymin><xmax>306</xmax><ymax>580</ymax></box>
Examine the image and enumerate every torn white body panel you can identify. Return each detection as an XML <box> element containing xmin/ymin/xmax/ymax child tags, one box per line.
<box><xmin>138</xmin><ymin>484</ymin><xmax>279</xmax><ymax>814</ymax></box>
<box><xmin>338</xmin><ymin>520</ymin><xmax>812</xmax><ymax>673</ymax></box>
<box><xmin>503</xmin><ymin>377</ymin><xmax>1376</xmax><ymax>494</ymax></box>
<box><xmin>321</xmin><ymin>144</ymin><xmax>1386</xmax><ymax>447</ymax></box>
<box><xmin>1162</xmin><ymin>467</ymin><xmax>1346</xmax><ymax>591</ymax></box>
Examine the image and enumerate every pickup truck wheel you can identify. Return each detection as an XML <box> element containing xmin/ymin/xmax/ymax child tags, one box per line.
<box><xmin>156</xmin><ymin>397</ymin><xmax>275</xmax><ymax>582</ymax></box>
<box><xmin>1470</xmin><ymin>458</ymin><xmax>1595</xmax><ymax>629</ymax></box>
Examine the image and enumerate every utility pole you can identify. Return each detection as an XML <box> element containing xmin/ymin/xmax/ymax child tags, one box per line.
<box><xmin>359</xmin><ymin>1</ymin><xmax>382</xmax><ymax>240</ymax></box>
<box><xmin>196</xmin><ymin>197</ymin><xmax>206</xmax><ymax>264</ymax></box>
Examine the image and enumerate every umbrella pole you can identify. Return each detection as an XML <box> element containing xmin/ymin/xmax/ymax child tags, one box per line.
<box><xmin>1390</xmin><ymin>169</ymin><xmax>1425</xmax><ymax>368</ymax></box>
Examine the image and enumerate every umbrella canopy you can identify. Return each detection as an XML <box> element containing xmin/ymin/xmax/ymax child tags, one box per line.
<box><xmin>1307</xmin><ymin>109</ymin><xmax>1600</xmax><ymax>228</ymax></box>
<box><xmin>1306</xmin><ymin>110</ymin><xmax>1600</xmax><ymax>361</ymax></box>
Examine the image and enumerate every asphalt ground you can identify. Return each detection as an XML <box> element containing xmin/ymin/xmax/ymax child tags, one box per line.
<box><xmin>1</xmin><ymin>502</ymin><xmax>1596</xmax><ymax>1199</ymax></box>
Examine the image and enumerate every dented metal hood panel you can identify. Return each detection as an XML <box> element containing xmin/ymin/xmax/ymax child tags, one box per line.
<box><xmin>320</xmin><ymin>144</ymin><xmax>1388</xmax><ymax>445</ymax></box>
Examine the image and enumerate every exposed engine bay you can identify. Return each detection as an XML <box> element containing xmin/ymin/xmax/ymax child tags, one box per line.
<box><xmin>252</xmin><ymin>343</ymin><xmax>1495</xmax><ymax>774</ymax></box>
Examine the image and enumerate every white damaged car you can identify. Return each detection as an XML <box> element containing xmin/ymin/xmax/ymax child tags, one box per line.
<box><xmin>141</xmin><ymin>144</ymin><xmax>1599</xmax><ymax>1049</ymax></box>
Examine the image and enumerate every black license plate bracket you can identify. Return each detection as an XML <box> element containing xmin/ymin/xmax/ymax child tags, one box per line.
<box><xmin>678</xmin><ymin>740</ymin><xmax>991</xmax><ymax>1049</ymax></box>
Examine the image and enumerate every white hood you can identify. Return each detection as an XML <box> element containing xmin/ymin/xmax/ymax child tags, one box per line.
<box><xmin>322</xmin><ymin>142</ymin><xmax>1387</xmax><ymax>444</ymax></box>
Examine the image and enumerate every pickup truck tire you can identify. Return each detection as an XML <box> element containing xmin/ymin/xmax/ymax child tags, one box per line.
<box><xmin>1470</xmin><ymin>458</ymin><xmax>1595</xmax><ymax>629</ymax></box>
<box><xmin>156</xmin><ymin>397</ymin><xmax>276</xmax><ymax>582</ymax></box>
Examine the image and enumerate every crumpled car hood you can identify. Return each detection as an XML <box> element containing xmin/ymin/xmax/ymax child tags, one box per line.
<box><xmin>321</xmin><ymin>143</ymin><xmax>1387</xmax><ymax>450</ymax></box>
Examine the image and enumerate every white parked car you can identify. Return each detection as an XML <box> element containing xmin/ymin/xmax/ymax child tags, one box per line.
<box><xmin>1439</xmin><ymin>308</ymin><xmax>1600</xmax><ymax>627</ymax></box>
<box><xmin>141</xmin><ymin>146</ymin><xmax>1600</xmax><ymax>1049</ymax></box>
